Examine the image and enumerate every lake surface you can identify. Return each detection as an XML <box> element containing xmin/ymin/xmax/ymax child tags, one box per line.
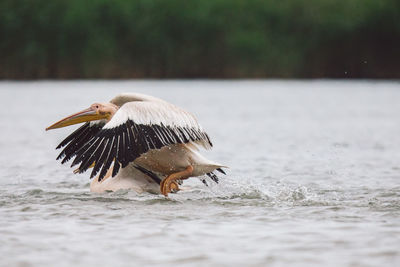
<box><xmin>0</xmin><ymin>80</ymin><xmax>399</xmax><ymax>267</ymax></box>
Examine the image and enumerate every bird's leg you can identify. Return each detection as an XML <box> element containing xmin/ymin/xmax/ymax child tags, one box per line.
<box><xmin>160</xmin><ymin>165</ymin><xmax>194</xmax><ymax>196</ymax></box>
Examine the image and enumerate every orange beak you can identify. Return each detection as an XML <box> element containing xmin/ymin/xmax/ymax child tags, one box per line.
<box><xmin>46</xmin><ymin>107</ymin><xmax>107</xmax><ymax>131</ymax></box>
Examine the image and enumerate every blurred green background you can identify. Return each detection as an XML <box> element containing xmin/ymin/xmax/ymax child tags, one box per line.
<box><xmin>1</xmin><ymin>0</ymin><xmax>399</xmax><ymax>79</ymax></box>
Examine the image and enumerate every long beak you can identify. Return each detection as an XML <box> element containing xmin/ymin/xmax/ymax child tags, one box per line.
<box><xmin>46</xmin><ymin>107</ymin><xmax>106</xmax><ymax>131</ymax></box>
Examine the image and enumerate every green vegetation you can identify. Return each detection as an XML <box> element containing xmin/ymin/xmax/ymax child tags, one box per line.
<box><xmin>1</xmin><ymin>0</ymin><xmax>399</xmax><ymax>79</ymax></box>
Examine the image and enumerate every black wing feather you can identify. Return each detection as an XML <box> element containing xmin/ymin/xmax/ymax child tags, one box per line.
<box><xmin>58</xmin><ymin>125</ymin><xmax>92</xmax><ymax>162</ymax></box>
<box><xmin>99</xmin><ymin>137</ymin><xmax>117</xmax><ymax>181</ymax></box>
<box><xmin>134</xmin><ymin>165</ymin><xmax>162</xmax><ymax>184</ymax></box>
<box><xmin>90</xmin><ymin>139</ymin><xmax>111</xmax><ymax>178</ymax></box>
<box><xmin>56</xmin><ymin>123</ymin><xmax>89</xmax><ymax>149</ymax></box>
<box><xmin>216</xmin><ymin>168</ymin><xmax>226</xmax><ymax>175</ymax></box>
<box><xmin>206</xmin><ymin>172</ymin><xmax>219</xmax><ymax>183</ymax></box>
<box><xmin>56</xmin><ymin>122</ymin><xmax>105</xmax><ymax>163</ymax></box>
<box><xmin>55</xmin><ymin>119</ymin><xmax>212</xmax><ymax>181</ymax></box>
<box><xmin>112</xmin><ymin>162</ymin><xmax>121</xmax><ymax>177</ymax></box>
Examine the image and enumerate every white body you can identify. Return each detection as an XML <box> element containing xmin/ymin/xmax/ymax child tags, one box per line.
<box><xmin>90</xmin><ymin>164</ymin><xmax>160</xmax><ymax>193</ymax></box>
<box><xmin>90</xmin><ymin>143</ymin><xmax>224</xmax><ymax>193</ymax></box>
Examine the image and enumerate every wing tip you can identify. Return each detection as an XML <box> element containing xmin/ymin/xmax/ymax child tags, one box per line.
<box><xmin>206</xmin><ymin>172</ymin><xmax>219</xmax><ymax>184</ymax></box>
<box><xmin>216</xmin><ymin>168</ymin><xmax>226</xmax><ymax>175</ymax></box>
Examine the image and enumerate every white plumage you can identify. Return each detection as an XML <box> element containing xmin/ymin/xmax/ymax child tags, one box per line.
<box><xmin>104</xmin><ymin>101</ymin><xmax>203</xmax><ymax>132</ymax></box>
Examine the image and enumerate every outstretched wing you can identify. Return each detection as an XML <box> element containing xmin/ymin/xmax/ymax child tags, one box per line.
<box><xmin>56</xmin><ymin>121</ymin><xmax>106</xmax><ymax>164</ymax></box>
<box><xmin>69</xmin><ymin>101</ymin><xmax>213</xmax><ymax>180</ymax></box>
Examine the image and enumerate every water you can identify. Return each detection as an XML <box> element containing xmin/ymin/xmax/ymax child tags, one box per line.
<box><xmin>0</xmin><ymin>80</ymin><xmax>399</xmax><ymax>267</ymax></box>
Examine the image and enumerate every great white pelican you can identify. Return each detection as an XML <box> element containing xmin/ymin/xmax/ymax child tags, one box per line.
<box><xmin>46</xmin><ymin>93</ymin><xmax>226</xmax><ymax>196</ymax></box>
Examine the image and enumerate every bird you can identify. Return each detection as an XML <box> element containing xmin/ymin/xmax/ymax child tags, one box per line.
<box><xmin>46</xmin><ymin>93</ymin><xmax>226</xmax><ymax>196</ymax></box>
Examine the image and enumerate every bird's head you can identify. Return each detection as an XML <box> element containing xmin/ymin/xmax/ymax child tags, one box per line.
<box><xmin>46</xmin><ymin>102</ymin><xmax>118</xmax><ymax>131</ymax></box>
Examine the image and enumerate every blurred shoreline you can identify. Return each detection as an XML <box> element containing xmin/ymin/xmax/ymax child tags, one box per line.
<box><xmin>1</xmin><ymin>0</ymin><xmax>399</xmax><ymax>79</ymax></box>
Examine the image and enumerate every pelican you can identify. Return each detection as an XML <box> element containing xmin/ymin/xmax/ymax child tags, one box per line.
<box><xmin>46</xmin><ymin>93</ymin><xmax>226</xmax><ymax>196</ymax></box>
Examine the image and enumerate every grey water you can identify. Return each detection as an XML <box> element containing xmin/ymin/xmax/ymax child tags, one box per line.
<box><xmin>0</xmin><ymin>80</ymin><xmax>399</xmax><ymax>267</ymax></box>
